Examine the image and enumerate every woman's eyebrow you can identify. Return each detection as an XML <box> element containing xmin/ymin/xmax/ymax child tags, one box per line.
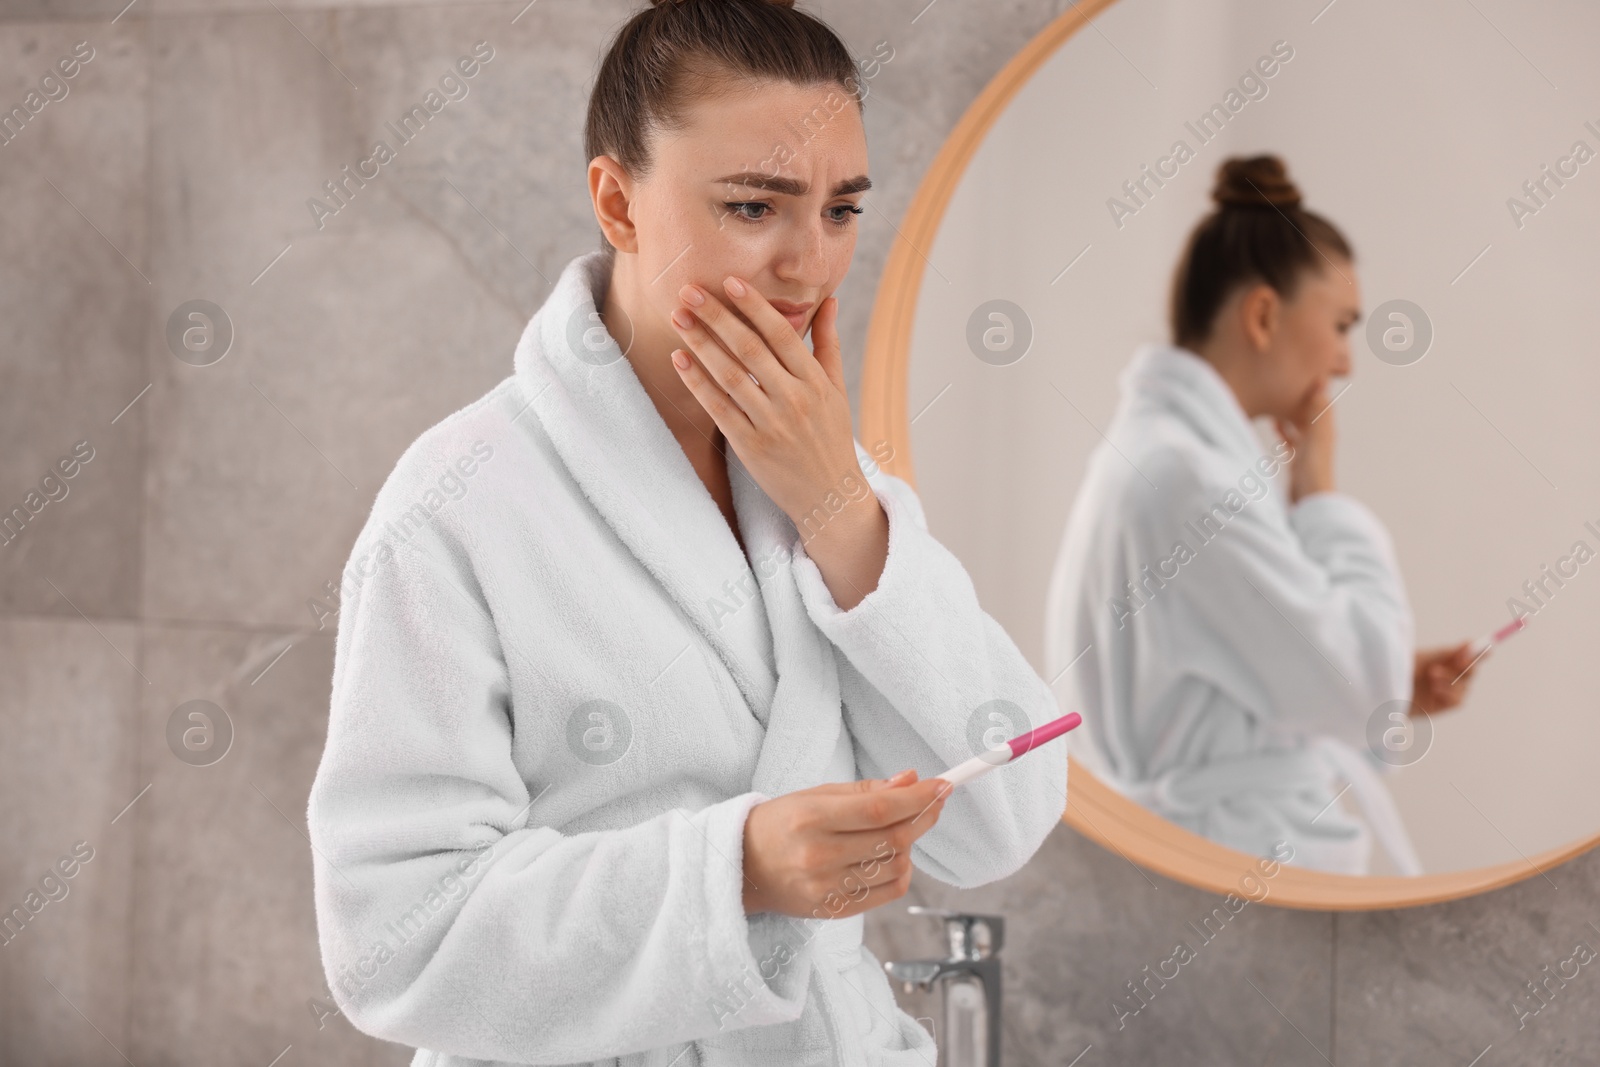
<box><xmin>708</xmin><ymin>172</ymin><xmax>872</xmax><ymax>197</ymax></box>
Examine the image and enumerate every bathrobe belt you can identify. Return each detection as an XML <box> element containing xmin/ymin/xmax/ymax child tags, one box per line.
<box><xmin>694</xmin><ymin>913</ymin><xmax>869</xmax><ymax>1067</ymax></box>
<box><xmin>808</xmin><ymin>915</ymin><xmax>870</xmax><ymax>1067</ymax></box>
<box><xmin>1106</xmin><ymin>737</ymin><xmax>1424</xmax><ymax>876</ymax></box>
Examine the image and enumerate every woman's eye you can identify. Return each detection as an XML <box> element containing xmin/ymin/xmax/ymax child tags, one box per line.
<box><xmin>724</xmin><ymin>202</ymin><xmax>864</xmax><ymax>226</ymax></box>
<box><xmin>726</xmin><ymin>201</ymin><xmax>770</xmax><ymax>222</ymax></box>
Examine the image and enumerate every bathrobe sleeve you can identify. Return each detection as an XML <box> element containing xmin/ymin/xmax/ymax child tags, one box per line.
<box><xmin>1156</xmin><ymin>460</ymin><xmax>1415</xmax><ymax>747</ymax></box>
<box><xmin>307</xmin><ymin>520</ymin><xmax>812</xmax><ymax>1064</ymax></box>
<box><xmin>788</xmin><ymin>442</ymin><xmax>1067</xmax><ymax>890</ymax></box>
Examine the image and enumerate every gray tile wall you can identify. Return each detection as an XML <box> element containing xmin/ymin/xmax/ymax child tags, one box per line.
<box><xmin>1</xmin><ymin>0</ymin><xmax>1594</xmax><ymax>1063</ymax></box>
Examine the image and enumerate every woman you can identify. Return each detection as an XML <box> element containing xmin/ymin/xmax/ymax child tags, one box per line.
<box><xmin>306</xmin><ymin>2</ymin><xmax>1068</xmax><ymax>1065</ymax></box>
<box><xmin>1045</xmin><ymin>155</ymin><xmax>1480</xmax><ymax>877</ymax></box>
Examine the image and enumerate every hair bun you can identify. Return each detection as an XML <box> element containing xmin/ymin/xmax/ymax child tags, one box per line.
<box><xmin>1212</xmin><ymin>154</ymin><xmax>1302</xmax><ymax>210</ymax></box>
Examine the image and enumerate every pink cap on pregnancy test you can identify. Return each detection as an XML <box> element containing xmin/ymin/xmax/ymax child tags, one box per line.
<box><xmin>935</xmin><ymin>711</ymin><xmax>1082</xmax><ymax>788</ymax></box>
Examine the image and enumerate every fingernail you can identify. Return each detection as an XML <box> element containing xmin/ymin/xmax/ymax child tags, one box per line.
<box><xmin>679</xmin><ymin>284</ymin><xmax>705</xmax><ymax>307</ymax></box>
<box><xmin>672</xmin><ymin>307</ymin><xmax>695</xmax><ymax>329</ymax></box>
<box><xmin>724</xmin><ymin>275</ymin><xmax>747</xmax><ymax>297</ymax></box>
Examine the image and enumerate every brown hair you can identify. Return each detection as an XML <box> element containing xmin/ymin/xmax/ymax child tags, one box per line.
<box><xmin>584</xmin><ymin>0</ymin><xmax>862</xmax><ymax>184</ymax></box>
<box><xmin>1168</xmin><ymin>155</ymin><xmax>1353</xmax><ymax>350</ymax></box>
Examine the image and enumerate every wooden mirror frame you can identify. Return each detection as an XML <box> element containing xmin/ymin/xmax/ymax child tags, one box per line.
<box><xmin>858</xmin><ymin>0</ymin><xmax>1600</xmax><ymax>909</ymax></box>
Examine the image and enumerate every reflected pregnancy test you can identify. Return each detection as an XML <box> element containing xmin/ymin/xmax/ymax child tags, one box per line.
<box><xmin>936</xmin><ymin>711</ymin><xmax>1082</xmax><ymax>788</ymax></box>
<box><xmin>1470</xmin><ymin>616</ymin><xmax>1527</xmax><ymax>658</ymax></box>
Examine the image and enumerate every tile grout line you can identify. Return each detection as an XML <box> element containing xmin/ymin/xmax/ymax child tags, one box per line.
<box><xmin>1329</xmin><ymin>911</ymin><xmax>1337</xmax><ymax>1064</ymax></box>
<box><xmin>1</xmin><ymin>608</ymin><xmax>337</xmax><ymax>639</ymax></box>
<box><xmin>121</xmin><ymin>18</ymin><xmax>156</xmax><ymax>1059</ymax></box>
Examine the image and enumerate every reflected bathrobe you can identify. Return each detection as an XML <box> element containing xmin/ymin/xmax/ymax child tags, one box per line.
<box><xmin>306</xmin><ymin>249</ymin><xmax>1069</xmax><ymax>1067</ymax></box>
<box><xmin>1044</xmin><ymin>342</ymin><xmax>1422</xmax><ymax>876</ymax></box>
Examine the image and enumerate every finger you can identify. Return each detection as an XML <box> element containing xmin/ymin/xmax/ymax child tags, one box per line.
<box><xmin>670</xmin><ymin>304</ymin><xmax>773</xmax><ymax>419</ymax></box>
<box><xmin>828</xmin><ymin>857</ymin><xmax>904</xmax><ymax>903</ymax></box>
<box><xmin>679</xmin><ymin>283</ymin><xmax>788</xmax><ymax>389</ymax></box>
<box><xmin>818</xmin><ymin>776</ymin><xmax>952</xmax><ymax>832</ymax></box>
<box><xmin>810</xmin><ymin>855</ymin><xmax>913</xmax><ymax>916</ymax></box>
<box><xmin>669</xmin><ymin>345</ymin><xmax>756</xmax><ymax>440</ymax></box>
<box><xmin>846</xmin><ymin>773</ymin><xmax>945</xmax><ymax>801</ymax></box>
<box><xmin>718</xmin><ymin>274</ymin><xmax>823</xmax><ymax>382</ymax></box>
<box><xmin>831</xmin><ymin>823</ymin><xmax>927</xmax><ymax>884</ymax></box>
<box><xmin>807</xmin><ymin>771</ymin><xmax>914</xmax><ymax>796</ymax></box>
<box><xmin>810</xmin><ymin>297</ymin><xmax>847</xmax><ymax>393</ymax></box>
<box><xmin>906</xmin><ymin>779</ymin><xmax>954</xmax><ymax>826</ymax></box>
<box><xmin>830</xmin><ymin>795</ymin><xmax>949</xmax><ymax>869</ymax></box>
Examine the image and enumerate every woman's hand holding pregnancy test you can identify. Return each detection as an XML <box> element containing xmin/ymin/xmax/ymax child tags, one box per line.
<box><xmin>742</xmin><ymin>772</ymin><xmax>950</xmax><ymax>919</ymax></box>
<box><xmin>741</xmin><ymin>713</ymin><xmax>1081</xmax><ymax>918</ymax></box>
<box><xmin>1411</xmin><ymin>619</ymin><xmax>1523</xmax><ymax>714</ymax></box>
<box><xmin>1412</xmin><ymin>617</ymin><xmax>1524</xmax><ymax>714</ymax></box>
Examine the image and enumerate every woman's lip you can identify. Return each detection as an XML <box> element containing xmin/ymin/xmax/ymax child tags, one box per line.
<box><xmin>771</xmin><ymin>302</ymin><xmax>813</xmax><ymax>331</ymax></box>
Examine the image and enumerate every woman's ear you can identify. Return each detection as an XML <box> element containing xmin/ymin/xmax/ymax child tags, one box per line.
<box><xmin>1238</xmin><ymin>281</ymin><xmax>1280</xmax><ymax>354</ymax></box>
<box><xmin>588</xmin><ymin>155</ymin><xmax>638</xmax><ymax>254</ymax></box>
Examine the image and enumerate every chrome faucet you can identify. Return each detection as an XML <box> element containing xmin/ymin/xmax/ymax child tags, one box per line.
<box><xmin>883</xmin><ymin>907</ymin><xmax>1005</xmax><ymax>1067</ymax></box>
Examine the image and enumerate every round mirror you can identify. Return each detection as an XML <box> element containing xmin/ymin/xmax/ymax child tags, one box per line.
<box><xmin>861</xmin><ymin>0</ymin><xmax>1600</xmax><ymax>906</ymax></box>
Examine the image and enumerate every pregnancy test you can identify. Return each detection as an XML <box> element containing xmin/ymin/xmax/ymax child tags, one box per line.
<box><xmin>1469</xmin><ymin>616</ymin><xmax>1527</xmax><ymax>658</ymax></box>
<box><xmin>936</xmin><ymin>711</ymin><xmax>1082</xmax><ymax>788</ymax></box>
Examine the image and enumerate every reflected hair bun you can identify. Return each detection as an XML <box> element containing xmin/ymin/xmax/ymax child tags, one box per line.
<box><xmin>1212</xmin><ymin>154</ymin><xmax>1303</xmax><ymax>210</ymax></box>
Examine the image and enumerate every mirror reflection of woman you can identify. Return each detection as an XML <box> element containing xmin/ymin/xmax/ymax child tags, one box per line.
<box><xmin>1047</xmin><ymin>155</ymin><xmax>1481</xmax><ymax>876</ymax></box>
<box><xmin>306</xmin><ymin>1</ymin><xmax>1067</xmax><ymax>1065</ymax></box>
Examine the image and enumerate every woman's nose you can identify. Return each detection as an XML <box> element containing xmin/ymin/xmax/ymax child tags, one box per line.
<box><xmin>774</xmin><ymin>219</ymin><xmax>832</xmax><ymax>288</ymax></box>
<box><xmin>1333</xmin><ymin>344</ymin><xmax>1353</xmax><ymax>378</ymax></box>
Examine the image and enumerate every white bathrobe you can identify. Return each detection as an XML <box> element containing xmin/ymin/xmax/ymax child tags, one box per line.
<box><xmin>306</xmin><ymin>249</ymin><xmax>1068</xmax><ymax>1067</ymax></box>
<box><xmin>1044</xmin><ymin>342</ymin><xmax>1422</xmax><ymax>877</ymax></box>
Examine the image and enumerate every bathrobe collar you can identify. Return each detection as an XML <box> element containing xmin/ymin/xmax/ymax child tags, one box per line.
<box><xmin>1118</xmin><ymin>341</ymin><xmax>1263</xmax><ymax>467</ymax></box>
<box><xmin>512</xmin><ymin>250</ymin><xmax>846</xmax><ymax>799</ymax></box>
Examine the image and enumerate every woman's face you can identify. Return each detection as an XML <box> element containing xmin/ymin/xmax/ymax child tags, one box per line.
<box><xmin>605</xmin><ymin>78</ymin><xmax>870</xmax><ymax>342</ymax></box>
<box><xmin>1257</xmin><ymin>257</ymin><xmax>1360</xmax><ymax>416</ymax></box>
